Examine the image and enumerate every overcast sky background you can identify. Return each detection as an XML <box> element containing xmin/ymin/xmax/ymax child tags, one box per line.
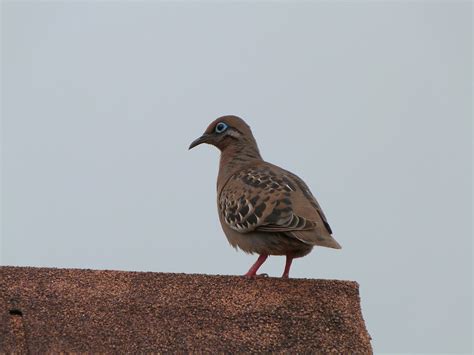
<box><xmin>1</xmin><ymin>1</ymin><xmax>472</xmax><ymax>353</ymax></box>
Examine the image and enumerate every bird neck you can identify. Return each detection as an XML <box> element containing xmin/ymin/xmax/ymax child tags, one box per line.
<box><xmin>217</xmin><ymin>141</ymin><xmax>262</xmax><ymax>190</ymax></box>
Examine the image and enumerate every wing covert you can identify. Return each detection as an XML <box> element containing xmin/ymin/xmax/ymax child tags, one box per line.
<box><xmin>218</xmin><ymin>166</ymin><xmax>316</xmax><ymax>234</ymax></box>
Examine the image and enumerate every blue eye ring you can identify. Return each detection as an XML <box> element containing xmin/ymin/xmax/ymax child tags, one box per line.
<box><xmin>215</xmin><ymin>122</ymin><xmax>228</xmax><ymax>134</ymax></box>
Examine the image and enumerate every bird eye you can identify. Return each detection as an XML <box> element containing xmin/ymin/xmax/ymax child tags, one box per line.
<box><xmin>215</xmin><ymin>122</ymin><xmax>228</xmax><ymax>134</ymax></box>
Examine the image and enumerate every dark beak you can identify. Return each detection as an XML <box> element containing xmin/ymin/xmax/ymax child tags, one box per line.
<box><xmin>188</xmin><ymin>134</ymin><xmax>211</xmax><ymax>150</ymax></box>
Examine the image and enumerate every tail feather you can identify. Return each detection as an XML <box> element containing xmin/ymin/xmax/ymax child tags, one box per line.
<box><xmin>290</xmin><ymin>231</ymin><xmax>342</xmax><ymax>249</ymax></box>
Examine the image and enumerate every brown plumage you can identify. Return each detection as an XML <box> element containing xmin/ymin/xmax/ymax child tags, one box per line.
<box><xmin>189</xmin><ymin>115</ymin><xmax>341</xmax><ymax>278</ymax></box>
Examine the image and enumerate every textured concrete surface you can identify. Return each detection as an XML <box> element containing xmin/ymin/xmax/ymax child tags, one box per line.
<box><xmin>0</xmin><ymin>266</ymin><xmax>372</xmax><ymax>353</ymax></box>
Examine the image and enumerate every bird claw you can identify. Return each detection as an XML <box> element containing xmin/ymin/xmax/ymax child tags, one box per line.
<box><xmin>243</xmin><ymin>273</ymin><xmax>269</xmax><ymax>278</ymax></box>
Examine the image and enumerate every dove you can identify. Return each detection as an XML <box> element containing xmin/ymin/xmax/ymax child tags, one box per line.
<box><xmin>189</xmin><ymin>115</ymin><xmax>341</xmax><ymax>278</ymax></box>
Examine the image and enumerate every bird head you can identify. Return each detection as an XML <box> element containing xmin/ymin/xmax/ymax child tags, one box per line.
<box><xmin>189</xmin><ymin>115</ymin><xmax>258</xmax><ymax>152</ymax></box>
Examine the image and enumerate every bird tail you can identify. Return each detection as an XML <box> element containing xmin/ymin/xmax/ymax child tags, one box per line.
<box><xmin>290</xmin><ymin>231</ymin><xmax>342</xmax><ymax>249</ymax></box>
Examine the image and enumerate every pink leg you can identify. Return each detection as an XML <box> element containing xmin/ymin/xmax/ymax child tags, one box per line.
<box><xmin>282</xmin><ymin>255</ymin><xmax>293</xmax><ymax>278</ymax></box>
<box><xmin>244</xmin><ymin>254</ymin><xmax>268</xmax><ymax>277</ymax></box>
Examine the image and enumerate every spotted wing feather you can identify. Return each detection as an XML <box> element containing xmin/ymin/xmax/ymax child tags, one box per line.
<box><xmin>219</xmin><ymin>166</ymin><xmax>317</xmax><ymax>234</ymax></box>
<box><xmin>282</xmin><ymin>170</ymin><xmax>333</xmax><ymax>234</ymax></box>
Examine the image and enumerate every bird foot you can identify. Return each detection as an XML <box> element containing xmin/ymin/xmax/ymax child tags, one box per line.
<box><xmin>243</xmin><ymin>273</ymin><xmax>269</xmax><ymax>278</ymax></box>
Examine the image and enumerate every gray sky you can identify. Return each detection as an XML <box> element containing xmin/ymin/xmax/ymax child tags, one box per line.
<box><xmin>1</xmin><ymin>1</ymin><xmax>472</xmax><ymax>353</ymax></box>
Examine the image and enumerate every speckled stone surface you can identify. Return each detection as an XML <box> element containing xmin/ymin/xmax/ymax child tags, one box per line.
<box><xmin>0</xmin><ymin>266</ymin><xmax>372</xmax><ymax>353</ymax></box>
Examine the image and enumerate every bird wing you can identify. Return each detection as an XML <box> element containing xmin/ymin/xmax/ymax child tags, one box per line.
<box><xmin>281</xmin><ymin>169</ymin><xmax>333</xmax><ymax>234</ymax></box>
<box><xmin>218</xmin><ymin>163</ymin><xmax>339</xmax><ymax>249</ymax></box>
